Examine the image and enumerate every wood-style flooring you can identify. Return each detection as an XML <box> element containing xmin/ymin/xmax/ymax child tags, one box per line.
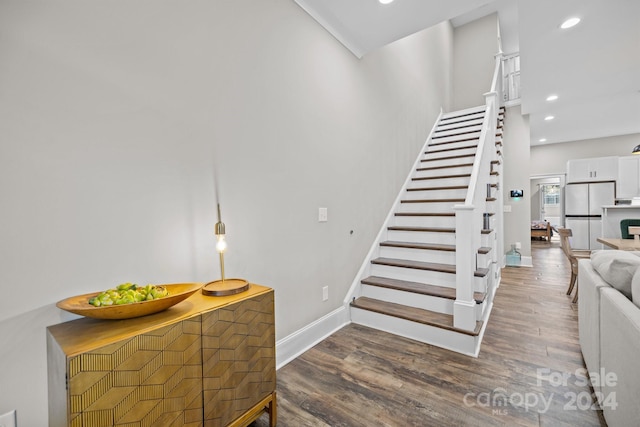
<box><xmin>253</xmin><ymin>240</ymin><xmax>607</xmax><ymax>426</ymax></box>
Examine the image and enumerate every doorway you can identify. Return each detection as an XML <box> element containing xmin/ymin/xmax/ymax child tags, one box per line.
<box><xmin>539</xmin><ymin>183</ymin><xmax>561</xmax><ymax>227</ymax></box>
<box><xmin>530</xmin><ymin>174</ymin><xmax>565</xmax><ymax>230</ymax></box>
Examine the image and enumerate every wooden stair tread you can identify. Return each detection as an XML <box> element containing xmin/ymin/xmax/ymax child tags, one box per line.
<box><xmin>401</xmin><ymin>198</ymin><xmax>465</xmax><ymax>204</ymax></box>
<box><xmin>441</xmin><ymin>110</ymin><xmax>485</xmax><ymax>121</ymax></box>
<box><xmin>380</xmin><ymin>241</ymin><xmax>455</xmax><ymax>252</ymax></box>
<box><xmin>475</xmin><ymin>267</ymin><xmax>490</xmax><ymax>277</ymax></box>
<box><xmin>361</xmin><ymin>276</ymin><xmax>485</xmax><ymax>303</ymax></box>
<box><xmin>412</xmin><ymin>173</ymin><xmax>471</xmax><ymax>181</ymax></box>
<box><xmin>433</xmin><ymin>129</ymin><xmax>481</xmax><ymax>139</ymax></box>
<box><xmin>436</xmin><ymin>122</ymin><xmax>482</xmax><ymax>132</ymax></box>
<box><xmin>437</xmin><ymin>116</ymin><xmax>483</xmax><ymax>127</ymax></box>
<box><xmin>407</xmin><ymin>185</ymin><xmax>468</xmax><ymax>192</ymax></box>
<box><xmin>421</xmin><ymin>153</ymin><xmax>475</xmax><ymax>162</ymax></box>
<box><xmin>372</xmin><ymin>257</ymin><xmax>456</xmax><ymax>273</ymax></box>
<box><xmin>481</xmin><ymin>228</ymin><xmax>494</xmax><ymax>234</ymax></box>
<box><xmin>350</xmin><ymin>297</ymin><xmax>483</xmax><ymax>336</ymax></box>
<box><xmin>387</xmin><ymin>226</ymin><xmax>455</xmax><ymax>233</ymax></box>
<box><xmin>372</xmin><ymin>257</ymin><xmax>490</xmax><ymax>277</ymax></box>
<box><xmin>486</xmin><ymin>197</ymin><xmax>497</xmax><ymax>202</ymax></box>
<box><xmin>426</xmin><ymin>144</ymin><xmax>477</xmax><ymax>154</ymax></box>
<box><xmin>430</xmin><ymin>137</ymin><xmax>480</xmax><ymax>147</ymax></box>
<box><xmin>416</xmin><ymin>163</ymin><xmax>473</xmax><ymax>172</ymax></box>
<box><xmin>381</xmin><ymin>241</ymin><xmax>492</xmax><ymax>258</ymax></box>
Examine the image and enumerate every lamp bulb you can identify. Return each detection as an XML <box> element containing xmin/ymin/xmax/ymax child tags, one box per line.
<box><xmin>216</xmin><ymin>235</ymin><xmax>227</xmax><ymax>253</ymax></box>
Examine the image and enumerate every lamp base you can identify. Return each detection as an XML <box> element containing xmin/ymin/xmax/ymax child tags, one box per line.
<box><xmin>202</xmin><ymin>278</ymin><xmax>250</xmax><ymax>296</ymax></box>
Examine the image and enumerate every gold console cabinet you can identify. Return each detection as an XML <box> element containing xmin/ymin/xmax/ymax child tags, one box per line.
<box><xmin>47</xmin><ymin>284</ymin><xmax>276</xmax><ymax>427</ymax></box>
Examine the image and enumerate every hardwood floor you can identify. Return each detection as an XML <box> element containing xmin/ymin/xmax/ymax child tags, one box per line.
<box><xmin>254</xmin><ymin>240</ymin><xmax>607</xmax><ymax>426</ymax></box>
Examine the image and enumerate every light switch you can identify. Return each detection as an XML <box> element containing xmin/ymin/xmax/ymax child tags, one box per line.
<box><xmin>318</xmin><ymin>207</ymin><xmax>328</xmax><ymax>222</ymax></box>
<box><xmin>503</xmin><ymin>205</ymin><xmax>512</xmax><ymax>212</ymax></box>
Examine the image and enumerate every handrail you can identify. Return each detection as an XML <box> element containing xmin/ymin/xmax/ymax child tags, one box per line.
<box><xmin>453</xmin><ymin>52</ymin><xmax>503</xmax><ymax>332</ymax></box>
<box><xmin>464</xmin><ymin>52</ymin><xmax>502</xmax><ymax>207</ymax></box>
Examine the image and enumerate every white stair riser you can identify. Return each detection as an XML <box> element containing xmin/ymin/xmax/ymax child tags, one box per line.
<box><xmin>424</xmin><ymin>146</ymin><xmax>477</xmax><ymax>158</ymax></box>
<box><xmin>437</xmin><ymin>118</ymin><xmax>484</xmax><ymax>132</ymax></box>
<box><xmin>414</xmin><ymin>165</ymin><xmax>473</xmax><ymax>178</ymax></box>
<box><xmin>360</xmin><ymin>285</ymin><xmax>453</xmax><ymax>314</ymax></box>
<box><xmin>370</xmin><ymin>264</ymin><xmax>456</xmax><ymax>286</ymax></box>
<box><xmin>475</xmin><ymin>275</ymin><xmax>488</xmax><ymax>293</ymax></box>
<box><xmin>418</xmin><ymin>156</ymin><xmax>475</xmax><ymax>169</ymax></box>
<box><xmin>405</xmin><ymin>188</ymin><xmax>468</xmax><ymax>200</ymax></box>
<box><xmin>407</xmin><ymin>178</ymin><xmax>468</xmax><ymax>190</ymax></box>
<box><xmin>386</xmin><ymin>229</ymin><xmax>455</xmax><ymax>245</ymax></box>
<box><xmin>477</xmin><ymin>252</ymin><xmax>492</xmax><ymax>269</ymax></box>
<box><xmin>429</xmin><ymin>135</ymin><xmax>480</xmax><ymax>147</ymax></box>
<box><xmin>476</xmin><ymin>301</ymin><xmax>488</xmax><ymax>320</ymax></box>
<box><xmin>397</xmin><ymin>201</ymin><xmax>459</xmax><ymax>213</ymax></box>
<box><xmin>481</xmin><ymin>231</ymin><xmax>495</xmax><ymax>247</ymax></box>
<box><xmin>379</xmin><ymin>245</ymin><xmax>456</xmax><ymax>265</ymax></box>
<box><xmin>393</xmin><ymin>215</ymin><xmax>456</xmax><ymax>228</ymax></box>
<box><xmin>431</xmin><ymin>132</ymin><xmax>481</xmax><ymax>144</ymax></box>
<box><xmin>350</xmin><ymin>308</ymin><xmax>478</xmax><ymax>356</ymax></box>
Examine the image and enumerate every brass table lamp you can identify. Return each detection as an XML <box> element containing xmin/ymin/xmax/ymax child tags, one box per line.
<box><xmin>202</xmin><ymin>204</ymin><xmax>249</xmax><ymax>296</ymax></box>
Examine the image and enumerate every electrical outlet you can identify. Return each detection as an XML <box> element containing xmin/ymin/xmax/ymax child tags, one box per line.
<box><xmin>318</xmin><ymin>207</ymin><xmax>328</xmax><ymax>222</ymax></box>
<box><xmin>322</xmin><ymin>286</ymin><xmax>328</xmax><ymax>301</ymax></box>
<box><xmin>515</xmin><ymin>242</ymin><xmax>521</xmax><ymax>250</ymax></box>
<box><xmin>503</xmin><ymin>205</ymin><xmax>512</xmax><ymax>212</ymax></box>
<box><xmin>0</xmin><ymin>410</ymin><xmax>17</xmax><ymax>427</ymax></box>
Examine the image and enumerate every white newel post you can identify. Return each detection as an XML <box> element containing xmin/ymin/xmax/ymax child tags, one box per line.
<box><xmin>454</xmin><ymin>204</ymin><xmax>477</xmax><ymax>331</ymax></box>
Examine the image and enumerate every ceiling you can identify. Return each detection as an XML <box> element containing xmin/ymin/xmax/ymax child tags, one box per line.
<box><xmin>295</xmin><ymin>0</ymin><xmax>640</xmax><ymax>147</ymax></box>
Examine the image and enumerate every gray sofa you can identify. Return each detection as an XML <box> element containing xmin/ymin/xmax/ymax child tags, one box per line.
<box><xmin>578</xmin><ymin>251</ymin><xmax>640</xmax><ymax>427</ymax></box>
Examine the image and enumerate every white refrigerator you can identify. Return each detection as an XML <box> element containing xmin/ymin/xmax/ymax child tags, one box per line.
<box><xmin>565</xmin><ymin>181</ymin><xmax>615</xmax><ymax>250</ymax></box>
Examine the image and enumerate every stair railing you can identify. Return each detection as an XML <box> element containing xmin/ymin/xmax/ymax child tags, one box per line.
<box><xmin>453</xmin><ymin>52</ymin><xmax>503</xmax><ymax>331</ymax></box>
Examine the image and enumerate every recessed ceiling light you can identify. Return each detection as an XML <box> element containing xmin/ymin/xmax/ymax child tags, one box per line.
<box><xmin>379</xmin><ymin>0</ymin><xmax>394</xmax><ymax>4</ymax></box>
<box><xmin>561</xmin><ymin>17</ymin><xmax>581</xmax><ymax>29</ymax></box>
<box><xmin>546</xmin><ymin>94</ymin><xmax>559</xmax><ymax>101</ymax></box>
<box><xmin>539</xmin><ymin>138</ymin><xmax>547</xmax><ymax>143</ymax></box>
<box><xmin>544</xmin><ymin>115</ymin><xmax>555</xmax><ymax>121</ymax></box>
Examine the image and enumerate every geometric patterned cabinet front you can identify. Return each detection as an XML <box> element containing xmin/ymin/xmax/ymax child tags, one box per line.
<box><xmin>47</xmin><ymin>285</ymin><xmax>276</xmax><ymax>427</ymax></box>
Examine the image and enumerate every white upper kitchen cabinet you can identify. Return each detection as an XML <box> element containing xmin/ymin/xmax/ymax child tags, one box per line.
<box><xmin>567</xmin><ymin>156</ymin><xmax>618</xmax><ymax>183</ymax></box>
<box><xmin>617</xmin><ymin>156</ymin><xmax>640</xmax><ymax>199</ymax></box>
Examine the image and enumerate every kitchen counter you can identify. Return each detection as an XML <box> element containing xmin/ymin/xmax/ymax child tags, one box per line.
<box><xmin>602</xmin><ymin>205</ymin><xmax>640</xmax><ymax>238</ymax></box>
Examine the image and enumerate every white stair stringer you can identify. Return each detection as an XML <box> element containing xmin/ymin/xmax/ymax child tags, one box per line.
<box><xmin>345</xmin><ymin>104</ymin><xmax>501</xmax><ymax>357</ymax></box>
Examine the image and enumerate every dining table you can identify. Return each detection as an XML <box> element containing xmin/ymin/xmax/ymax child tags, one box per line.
<box><xmin>597</xmin><ymin>237</ymin><xmax>640</xmax><ymax>250</ymax></box>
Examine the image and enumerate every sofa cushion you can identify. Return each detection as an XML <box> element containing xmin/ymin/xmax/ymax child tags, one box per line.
<box><xmin>590</xmin><ymin>250</ymin><xmax>640</xmax><ymax>299</ymax></box>
<box><xmin>632</xmin><ymin>268</ymin><xmax>640</xmax><ymax>308</ymax></box>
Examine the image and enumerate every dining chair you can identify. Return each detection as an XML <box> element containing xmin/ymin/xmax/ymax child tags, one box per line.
<box><xmin>557</xmin><ymin>228</ymin><xmax>591</xmax><ymax>303</ymax></box>
<box><xmin>620</xmin><ymin>218</ymin><xmax>640</xmax><ymax>239</ymax></box>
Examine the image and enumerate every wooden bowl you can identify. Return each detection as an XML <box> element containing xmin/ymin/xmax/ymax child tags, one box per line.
<box><xmin>56</xmin><ymin>283</ymin><xmax>203</xmax><ymax>320</ymax></box>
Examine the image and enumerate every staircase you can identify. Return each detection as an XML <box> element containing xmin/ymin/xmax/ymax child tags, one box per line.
<box><xmin>347</xmin><ymin>103</ymin><xmax>505</xmax><ymax>356</ymax></box>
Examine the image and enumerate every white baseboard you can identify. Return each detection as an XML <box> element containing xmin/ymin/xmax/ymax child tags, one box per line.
<box><xmin>276</xmin><ymin>305</ymin><xmax>350</xmax><ymax>370</ymax></box>
<box><xmin>502</xmin><ymin>255</ymin><xmax>533</xmax><ymax>268</ymax></box>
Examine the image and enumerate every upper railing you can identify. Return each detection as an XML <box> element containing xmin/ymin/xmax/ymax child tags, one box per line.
<box><xmin>453</xmin><ymin>52</ymin><xmax>503</xmax><ymax>331</ymax></box>
<box><xmin>502</xmin><ymin>52</ymin><xmax>520</xmax><ymax>104</ymax></box>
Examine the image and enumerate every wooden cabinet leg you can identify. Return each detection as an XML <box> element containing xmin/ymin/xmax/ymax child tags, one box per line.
<box><xmin>269</xmin><ymin>392</ymin><xmax>277</xmax><ymax>426</ymax></box>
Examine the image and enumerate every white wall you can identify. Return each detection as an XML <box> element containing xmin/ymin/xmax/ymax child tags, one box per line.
<box><xmin>452</xmin><ymin>13</ymin><xmax>499</xmax><ymax>110</ymax></box>
<box><xmin>502</xmin><ymin>105</ymin><xmax>532</xmax><ymax>257</ymax></box>
<box><xmin>0</xmin><ymin>0</ymin><xmax>454</xmax><ymax>424</ymax></box>
<box><xmin>530</xmin><ymin>133</ymin><xmax>640</xmax><ymax>176</ymax></box>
